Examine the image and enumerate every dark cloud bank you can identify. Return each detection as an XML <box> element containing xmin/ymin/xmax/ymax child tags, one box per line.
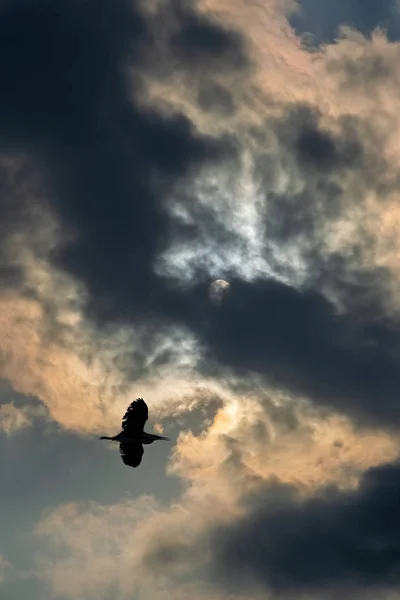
<box><xmin>0</xmin><ymin>0</ymin><xmax>241</xmax><ymax>295</ymax></box>
<box><xmin>211</xmin><ymin>460</ymin><xmax>400</xmax><ymax>596</ymax></box>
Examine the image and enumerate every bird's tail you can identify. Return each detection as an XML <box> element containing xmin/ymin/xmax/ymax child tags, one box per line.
<box><xmin>156</xmin><ymin>435</ymin><xmax>171</xmax><ymax>441</ymax></box>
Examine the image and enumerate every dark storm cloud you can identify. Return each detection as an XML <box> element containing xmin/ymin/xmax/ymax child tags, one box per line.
<box><xmin>47</xmin><ymin>109</ymin><xmax>233</xmax><ymax>323</ymax></box>
<box><xmin>192</xmin><ymin>276</ymin><xmax>400</xmax><ymax>429</ymax></box>
<box><xmin>0</xmin><ymin>0</ymin><xmax>241</xmax><ymax>305</ymax></box>
<box><xmin>169</xmin><ymin>4</ymin><xmax>248</xmax><ymax>71</ymax></box>
<box><xmin>0</xmin><ymin>158</ymin><xmax>37</xmax><ymax>290</ymax></box>
<box><xmin>293</xmin><ymin>115</ymin><xmax>362</xmax><ymax>172</ymax></box>
<box><xmin>211</xmin><ymin>460</ymin><xmax>400</xmax><ymax>595</ymax></box>
<box><xmin>0</xmin><ymin>0</ymin><xmax>146</xmax><ymax>143</ymax></box>
<box><xmin>197</xmin><ymin>82</ymin><xmax>236</xmax><ymax>116</ymax></box>
<box><xmin>263</xmin><ymin>104</ymin><xmax>398</xmax><ymax>204</ymax></box>
<box><xmin>142</xmin><ymin>0</ymin><xmax>249</xmax><ymax>79</ymax></box>
<box><xmin>290</xmin><ymin>0</ymin><xmax>400</xmax><ymax>47</ymax></box>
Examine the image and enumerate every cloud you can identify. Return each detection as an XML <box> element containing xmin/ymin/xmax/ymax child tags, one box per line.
<box><xmin>0</xmin><ymin>0</ymin><xmax>240</xmax><ymax>305</ymax></box>
<box><xmin>0</xmin><ymin>0</ymin><xmax>246</xmax><ymax>435</ymax></box>
<box><xmin>166</xmin><ymin>2</ymin><xmax>249</xmax><ymax>73</ymax></box>
<box><xmin>211</xmin><ymin>461</ymin><xmax>400</xmax><ymax>597</ymax></box>
<box><xmin>148</xmin><ymin>32</ymin><xmax>400</xmax><ymax>430</ymax></box>
<box><xmin>185</xmin><ymin>274</ymin><xmax>400</xmax><ymax>430</ymax></box>
<box><xmin>0</xmin><ymin>172</ymin><xmax>209</xmax><ymax>433</ymax></box>
<box><xmin>34</xmin><ymin>496</ymin><xmax>160</xmax><ymax>600</ymax></box>
<box><xmin>170</xmin><ymin>391</ymin><xmax>400</xmax><ymax>491</ymax></box>
<box><xmin>4</xmin><ymin>3</ymin><xmax>400</xmax><ymax>600</ymax></box>
<box><xmin>2</xmin><ymin>0</ymin><xmax>400</xmax><ymax>436</ymax></box>
<box><xmin>33</xmin><ymin>493</ymin><xmax>240</xmax><ymax>600</ymax></box>
<box><xmin>0</xmin><ymin>403</ymin><xmax>45</xmax><ymax>436</ymax></box>
<box><xmin>32</xmin><ymin>392</ymin><xmax>400</xmax><ymax>600</ymax></box>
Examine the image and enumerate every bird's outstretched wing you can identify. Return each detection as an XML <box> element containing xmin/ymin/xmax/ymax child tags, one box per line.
<box><xmin>120</xmin><ymin>442</ymin><xmax>144</xmax><ymax>468</ymax></box>
<box><xmin>121</xmin><ymin>398</ymin><xmax>148</xmax><ymax>434</ymax></box>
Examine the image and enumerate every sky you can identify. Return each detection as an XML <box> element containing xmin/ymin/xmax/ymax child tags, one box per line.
<box><xmin>3</xmin><ymin>0</ymin><xmax>400</xmax><ymax>598</ymax></box>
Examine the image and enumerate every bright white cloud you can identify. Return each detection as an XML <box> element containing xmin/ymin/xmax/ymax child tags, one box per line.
<box><xmin>157</xmin><ymin>154</ymin><xmax>308</xmax><ymax>287</ymax></box>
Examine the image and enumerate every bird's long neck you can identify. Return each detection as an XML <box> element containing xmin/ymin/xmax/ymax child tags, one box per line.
<box><xmin>99</xmin><ymin>436</ymin><xmax>115</xmax><ymax>440</ymax></box>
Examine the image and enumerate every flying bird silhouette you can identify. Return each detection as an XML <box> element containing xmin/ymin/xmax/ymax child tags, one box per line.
<box><xmin>99</xmin><ymin>398</ymin><xmax>170</xmax><ymax>468</ymax></box>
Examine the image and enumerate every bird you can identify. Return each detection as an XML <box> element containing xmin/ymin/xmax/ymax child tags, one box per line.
<box><xmin>99</xmin><ymin>398</ymin><xmax>170</xmax><ymax>468</ymax></box>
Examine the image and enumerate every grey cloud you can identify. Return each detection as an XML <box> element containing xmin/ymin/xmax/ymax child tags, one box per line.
<box><xmin>197</xmin><ymin>82</ymin><xmax>236</xmax><ymax>116</ymax></box>
<box><xmin>168</xmin><ymin>3</ymin><xmax>249</xmax><ymax>72</ymax></box>
<box><xmin>211</xmin><ymin>461</ymin><xmax>400</xmax><ymax>596</ymax></box>
<box><xmin>192</xmin><ymin>276</ymin><xmax>400</xmax><ymax>429</ymax></box>
<box><xmin>0</xmin><ymin>0</ymin><xmax>242</xmax><ymax>311</ymax></box>
<box><xmin>325</xmin><ymin>39</ymin><xmax>400</xmax><ymax>95</ymax></box>
<box><xmin>141</xmin><ymin>0</ymin><xmax>249</xmax><ymax>82</ymax></box>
